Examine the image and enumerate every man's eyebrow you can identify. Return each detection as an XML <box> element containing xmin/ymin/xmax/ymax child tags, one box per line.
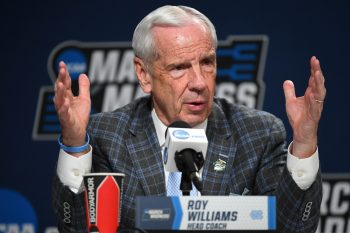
<box><xmin>164</xmin><ymin>50</ymin><xmax>216</xmax><ymax>70</ymax></box>
<box><xmin>201</xmin><ymin>52</ymin><xmax>216</xmax><ymax>61</ymax></box>
<box><xmin>165</xmin><ymin>61</ymin><xmax>191</xmax><ymax>70</ymax></box>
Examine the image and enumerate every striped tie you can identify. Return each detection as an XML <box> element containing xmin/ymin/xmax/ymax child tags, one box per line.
<box><xmin>166</xmin><ymin>172</ymin><xmax>198</xmax><ymax>196</ymax></box>
<box><xmin>166</xmin><ymin>172</ymin><xmax>182</xmax><ymax>196</ymax></box>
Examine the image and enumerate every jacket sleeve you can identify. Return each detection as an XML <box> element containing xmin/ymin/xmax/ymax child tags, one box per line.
<box><xmin>276</xmin><ymin>167</ymin><xmax>322</xmax><ymax>232</ymax></box>
<box><xmin>255</xmin><ymin>116</ymin><xmax>322</xmax><ymax>233</ymax></box>
<box><xmin>52</xmin><ymin>173</ymin><xmax>87</xmax><ymax>233</ymax></box>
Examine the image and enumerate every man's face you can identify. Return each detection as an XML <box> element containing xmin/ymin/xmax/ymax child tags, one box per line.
<box><xmin>146</xmin><ymin>24</ymin><xmax>216</xmax><ymax>127</ymax></box>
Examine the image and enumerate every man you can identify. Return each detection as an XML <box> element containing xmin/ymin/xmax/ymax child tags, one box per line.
<box><xmin>53</xmin><ymin>5</ymin><xmax>326</xmax><ymax>232</ymax></box>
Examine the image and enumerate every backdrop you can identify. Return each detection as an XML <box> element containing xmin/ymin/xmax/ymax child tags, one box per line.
<box><xmin>1</xmin><ymin>1</ymin><xmax>349</xmax><ymax>232</ymax></box>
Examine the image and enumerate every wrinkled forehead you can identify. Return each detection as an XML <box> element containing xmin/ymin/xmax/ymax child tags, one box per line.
<box><xmin>151</xmin><ymin>24</ymin><xmax>215</xmax><ymax>58</ymax></box>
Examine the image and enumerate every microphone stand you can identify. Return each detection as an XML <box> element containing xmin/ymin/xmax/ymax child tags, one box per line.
<box><xmin>175</xmin><ymin>149</ymin><xmax>204</xmax><ymax>196</ymax></box>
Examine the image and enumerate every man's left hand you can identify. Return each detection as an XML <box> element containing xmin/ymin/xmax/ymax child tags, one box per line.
<box><xmin>283</xmin><ymin>56</ymin><xmax>326</xmax><ymax>158</ymax></box>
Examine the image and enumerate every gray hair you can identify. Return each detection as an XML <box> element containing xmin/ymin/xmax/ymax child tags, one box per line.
<box><xmin>132</xmin><ymin>5</ymin><xmax>217</xmax><ymax>65</ymax></box>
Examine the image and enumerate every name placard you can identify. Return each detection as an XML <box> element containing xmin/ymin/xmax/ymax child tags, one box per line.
<box><xmin>135</xmin><ymin>196</ymin><xmax>276</xmax><ymax>231</ymax></box>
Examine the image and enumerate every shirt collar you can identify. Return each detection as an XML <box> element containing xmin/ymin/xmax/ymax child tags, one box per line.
<box><xmin>151</xmin><ymin>109</ymin><xmax>208</xmax><ymax>147</ymax></box>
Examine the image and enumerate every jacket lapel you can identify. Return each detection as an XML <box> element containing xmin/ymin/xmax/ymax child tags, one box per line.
<box><xmin>125</xmin><ymin>99</ymin><xmax>166</xmax><ymax>196</ymax></box>
<box><xmin>202</xmin><ymin>101</ymin><xmax>237</xmax><ymax>195</ymax></box>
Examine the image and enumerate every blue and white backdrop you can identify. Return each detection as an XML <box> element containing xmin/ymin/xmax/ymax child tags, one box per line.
<box><xmin>1</xmin><ymin>1</ymin><xmax>349</xmax><ymax>232</ymax></box>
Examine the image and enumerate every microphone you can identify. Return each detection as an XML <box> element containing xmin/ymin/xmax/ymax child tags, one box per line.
<box><xmin>163</xmin><ymin>121</ymin><xmax>208</xmax><ymax>194</ymax></box>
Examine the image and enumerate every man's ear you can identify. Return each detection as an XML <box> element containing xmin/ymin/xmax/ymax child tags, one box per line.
<box><xmin>134</xmin><ymin>57</ymin><xmax>152</xmax><ymax>93</ymax></box>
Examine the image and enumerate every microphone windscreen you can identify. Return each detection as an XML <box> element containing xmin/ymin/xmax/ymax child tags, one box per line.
<box><xmin>165</xmin><ymin>121</ymin><xmax>191</xmax><ymax>138</ymax></box>
<box><xmin>169</xmin><ymin>121</ymin><xmax>191</xmax><ymax>128</ymax></box>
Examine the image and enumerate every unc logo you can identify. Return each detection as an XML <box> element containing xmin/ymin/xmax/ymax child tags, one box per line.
<box><xmin>250</xmin><ymin>210</ymin><xmax>263</xmax><ymax>220</ymax></box>
<box><xmin>173</xmin><ymin>130</ymin><xmax>190</xmax><ymax>139</ymax></box>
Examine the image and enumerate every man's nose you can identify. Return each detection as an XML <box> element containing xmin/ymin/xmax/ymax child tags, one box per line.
<box><xmin>188</xmin><ymin>65</ymin><xmax>206</xmax><ymax>92</ymax></box>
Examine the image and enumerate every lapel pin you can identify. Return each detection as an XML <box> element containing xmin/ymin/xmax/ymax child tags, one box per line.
<box><xmin>213</xmin><ymin>158</ymin><xmax>226</xmax><ymax>172</ymax></box>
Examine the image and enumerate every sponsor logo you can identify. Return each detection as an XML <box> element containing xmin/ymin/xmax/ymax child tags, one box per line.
<box><xmin>142</xmin><ymin>209</ymin><xmax>171</xmax><ymax>221</ymax></box>
<box><xmin>173</xmin><ymin>130</ymin><xmax>190</xmax><ymax>140</ymax></box>
<box><xmin>33</xmin><ymin>36</ymin><xmax>268</xmax><ymax>140</ymax></box>
<box><xmin>87</xmin><ymin>177</ymin><xmax>96</xmax><ymax>224</ymax></box>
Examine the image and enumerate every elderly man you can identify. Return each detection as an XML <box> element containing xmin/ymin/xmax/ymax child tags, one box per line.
<box><xmin>53</xmin><ymin>5</ymin><xmax>326</xmax><ymax>232</ymax></box>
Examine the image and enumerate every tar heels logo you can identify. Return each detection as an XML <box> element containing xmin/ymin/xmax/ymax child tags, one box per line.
<box><xmin>32</xmin><ymin>36</ymin><xmax>268</xmax><ymax>140</ymax></box>
<box><xmin>250</xmin><ymin>210</ymin><xmax>264</xmax><ymax>220</ymax></box>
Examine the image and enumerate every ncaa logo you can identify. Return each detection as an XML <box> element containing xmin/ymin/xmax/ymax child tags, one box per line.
<box><xmin>0</xmin><ymin>188</ymin><xmax>38</xmax><ymax>233</ymax></box>
<box><xmin>55</xmin><ymin>48</ymin><xmax>87</xmax><ymax>80</ymax></box>
<box><xmin>173</xmin><ymin>130</ymin><xmax>190</xmax><ymax>140</ymax></box>
<box><xmin>33</xmin><ymin>36</ymin><xmax>268</xmax><ymax>140</ymax></box>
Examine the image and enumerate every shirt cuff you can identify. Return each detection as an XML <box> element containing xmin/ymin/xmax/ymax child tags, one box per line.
<box><xmin>56</xmin><ymin>146</ymin><xmax>92</xmax><ymax>194</ymax></box>
<box><xmin>286</xmin><ymin>142</ymin><xmax>319</xmax><ymax>190</ymax></box>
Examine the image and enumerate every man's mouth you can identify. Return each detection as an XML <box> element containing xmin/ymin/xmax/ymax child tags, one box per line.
<box><xmin>189</xmin><ymin>101</ymin><xmax>203</xmax><ymax>106</ymax></box>
<box><xmin>186</xmin><ymin>100</ymin><xmax>207</xmax><ymax>111</ymax></box>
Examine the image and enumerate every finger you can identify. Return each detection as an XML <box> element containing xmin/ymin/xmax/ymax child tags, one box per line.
<box><xmin>56</xmin><ymin>96</ymin><xmax>72</xmax><ymax>127</ymax></box>
<box><xmin>55</xmin><ymin>64</ymin><xmax>64</xmax><ymax>95</ymax></box>
<box><xmin>58</xmin><ymin>61</ymin><xmax>72</xmax><ymax>91</ymax></box>
<box><xmin>310</xmin><ymin>56</ymin><xmax>316</xmax><ymax>76</ymax></box>
<box><xmin>78</xmin><ymin>74</ymin><xmax>90</xmax><ymax>99</ymax></box>
<box><xmin>57</xmin><ymin>61</ymin><xmax>67</xmax><ymax>82</ymax></box>
<box><xmin>310</xmin><ymin>56</ymin><xmax>318</xmax><ymax>70</ymax></box>
<box><xmin>308</xmin><ymin>74</ymin><xmax>316</xmax><ymax>90</ymax></box>
<box><xmin>314</xmin><ymin>70</ymin><xmax>326</xmax><ymax>100</ymax></box>
<box><xmin>54</xmin><ymin>81</ymin><xmax>67</xmax><ymax>109</ymax></box>
<box><xmin>309</xmin><ymin>57</ymin><xmax>326</xmax><ymax>101</ymax></box>
<box><xmin>283</xmin><ymin>80</ymin><xmax>296</xmax><ymax>103</ymax></box>
<box><xmin>55</xmin><ymin>62</ymin><xmax>65</xmax><ymax>93</ymax></box>
<box><xmin>59</xmin><ymin>62</ymin><xmax>75</xmax><ymax>101</ymax></box>
<box><xmin>310</xmin><ymin>56</ymin><xmax>324</xmax><ymax>81</ymax></box>
<box><xmin>308</xmin><ymin>92</ymin><xmax>323</xmax><ymax>121</ymax></box>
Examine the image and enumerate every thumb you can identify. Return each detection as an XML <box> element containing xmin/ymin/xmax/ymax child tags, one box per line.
<box><xmin>78</xmin><ymin>74</ymin><xmax>90</xmax><ymax>99</ymax></box>
<box><xmin>283</xmin><ymin>80</ymin><xmax>296</xmax><ymax>103</ymax></box>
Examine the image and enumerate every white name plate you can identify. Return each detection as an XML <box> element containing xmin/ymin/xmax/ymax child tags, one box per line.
<box><xmin>135</xmin><ymin>196</ymin><xmax>276</xmax><ymax>231</ymax></box>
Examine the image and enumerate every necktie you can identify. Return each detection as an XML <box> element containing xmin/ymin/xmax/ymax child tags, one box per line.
<box><xmin>166</xmin><ymin>172</ymin><xmax>182</xmax><ymax>196</ymax></box>
<box><xmin>167</xmin><ymin>172</ymin><xmax>198</xmax><ymax>196</ymax></box>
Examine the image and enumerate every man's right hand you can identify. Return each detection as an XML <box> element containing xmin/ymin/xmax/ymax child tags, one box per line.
<box><xmin>53</xmin><ymin>61</ymin><xmax>91</xmax><ymax>155</ymax></box>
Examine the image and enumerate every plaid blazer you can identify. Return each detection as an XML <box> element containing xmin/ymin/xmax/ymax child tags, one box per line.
<box><xmin>52</xmin><ymin>96</ymin><xmax>322</xmax><ymax>232</ymax></box>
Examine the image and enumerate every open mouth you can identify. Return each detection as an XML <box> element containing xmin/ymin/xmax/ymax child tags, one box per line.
<box><xmin>189</xmin><ymin>102</ymin><xmax>203</xmax><ymax>106</ymax></box>
<box><xmin>186</xmin><ymin>101</ymin><xmax>206</xmax><ymax>111</ymax></box>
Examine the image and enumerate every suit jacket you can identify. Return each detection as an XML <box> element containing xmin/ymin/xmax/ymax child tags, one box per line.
<box><xmin>52</xmin><ymin>96</ymin><xmax>322</xmax><ymax>232</ymax></box>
